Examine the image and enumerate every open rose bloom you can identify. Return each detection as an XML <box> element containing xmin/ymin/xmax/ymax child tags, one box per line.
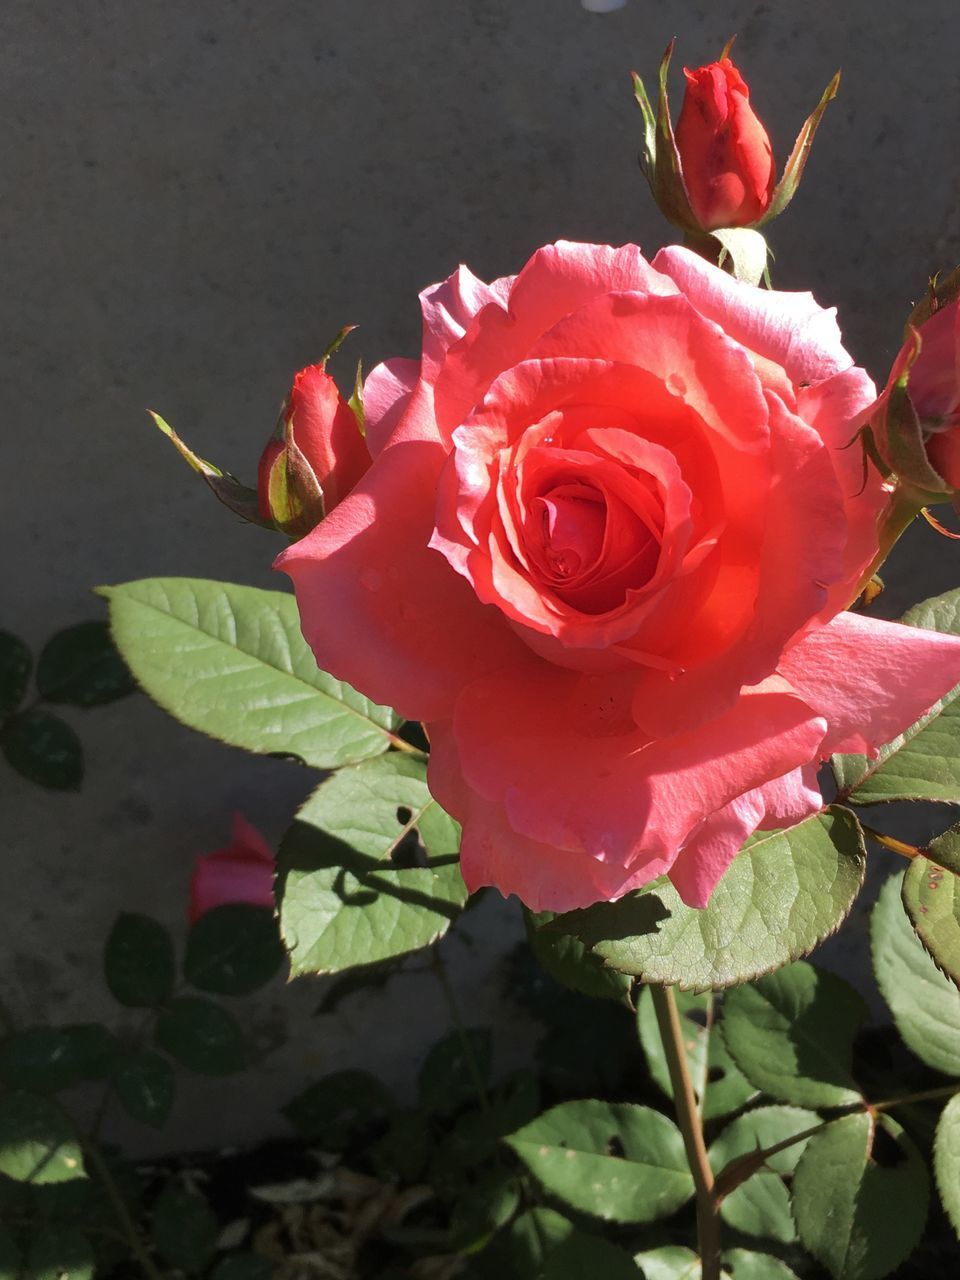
<box><xmin>279</xmin><ymin>242</ymin><xmax>960</xmax><ymax>912</ymax></box>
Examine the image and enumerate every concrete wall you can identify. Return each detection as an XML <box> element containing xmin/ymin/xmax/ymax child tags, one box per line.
<box><xmin>4</xmin><ymin>0</ymin><xmax>959</xmax><ymax>1153</ymax></box>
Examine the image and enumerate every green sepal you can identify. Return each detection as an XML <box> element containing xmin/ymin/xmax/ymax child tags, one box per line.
<box><xmin>149</xmin><ymin>412</ymin><xmax>273</xmax><ymax>528</ymax></box>
<box><xmin>757</xmin><ymin>70</ymin><xmax>841</xmax><ymax>226</ymax></box>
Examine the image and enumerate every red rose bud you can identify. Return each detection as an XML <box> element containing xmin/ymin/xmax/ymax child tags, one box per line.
<box><xmin>863</xmin><ymin>274</ymin><xmax>960</xmax><ymax>506</ymax></box>
<box><xmin>675</xmin><ymin>57</ymin><xmax>775</xmax><ymax>231</ymax></box>
<box><xmin>633</xmin><ymin>41</ymin><xmax>839</xmax><ymax>248</ymax></box>
<box><xmin>912</xmin><ymin>296</ymin><xmax>960</xmax><ymax>487</ymax></box>
<box><xmin>188</xmin><ymin>813</ymin><xmax>275</xmax><ymax>924</ymax></box>
<box><xmin>258</xmin><ymin>362</ymin><xmax>370</xmax><ymax>537</ymax></box>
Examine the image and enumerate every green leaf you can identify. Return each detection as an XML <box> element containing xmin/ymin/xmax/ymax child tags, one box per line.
<box><xmin>104</xmin><ymin>913</ymin><xmax>175</xmax><ymax>1008</ymax></box>
<box><xmin>526</xmin><ymin>910</ymin><xmax>633</xmax><ymax>1004</ymax></box>
<box><xmin>0</xmin><ymin>1025</ymin><xmax>118</xmax><ymax>1093</ymax></box>
<box><xmin>209</xmin><ymin>1255</ymin><xmax>273</xmax><ymax>1280</ymax></box>
<box><xmin>871</xmin><ymin>871</ymin><xmax>960</xmax><ymax>1074</ymax></box>
<box><xmin>282</xmin><ymin>1070</ymin><xmax>394</xmax><ymax>1149</ymax></box>
<box><xmin>500</xmin><ymin>1208</ymin><xmax>574</xmax><ymax>1275</ymax></box>
<box><xmin>902</xmin><ymin>855</ymin><xmax>960</xmax><ymax>988</ymax></box>
<box><xmin>1</xmin><ymin>709</ymin><xmax>82</xmax><ymax>789</ymax></box>
<box><xmin>151</xmin><ymin>1181</ymin><xmax>218</xmax><ymax>1272</ymax></box>
<box><xmin>722</xmin><ymin>1253</ymin><xmax>800</xmax><ymax>1280</ymax></box>
<box><xmin>114</xmin><ymin>1050</ymin><xmax>176</xmax><ymax>1128</ymax></box>
<box><xmin>560</xmin><ymin>809</ymin><xmax>865</xmax><ymax>989</ymax></box>
<box><xmin>934</xmin><ymin>1092</ymin><xmax>960</xmax><ymax>1238</ymax></box>
<box><xmin>633</xmin><ymin>1246</ymin><xmax>715</xmax><ymax>1280</ymax></box>
<box><xmin>99</xmin><ymin>577</ymin><xmax>400</xmax><ymax>767</ymax></box>
<box><xmin>505</xmin><ymin>1100</ymin><xmax>693</xmax><ymax>1224</ymax></box>
<box><xmin>184</xmin><ymin>904</ymin><xmax>284</xmax><ymax>996</ymax></box>
<box><xmin>0</xmin><ymin>1093</ymin><xmax>85</xmax><ymax>1184</ymax></box>
<box><xmin>23</xmin><ymin>1227</ymin><xmax>94</xmax><ymax>1280</ymax></box>
<box><xmin>418</xmin><ymin>1028</ymin><xmax>492</xmax><ymax>1116</ymax></box>
<box><xmin>278</xmin><ymin>754</ymin><xmax>466</xmax><ymax>976</ymax></box>
<box><xmin>36</xmin><ymin>621</ymin><xmax>135</xmax><ymax>706</ymax></box>
<box><xmin>722</xmin><ymin>963</ymin><xmax>866</xmax><ymax>1107</ymax></box>
<box><xmin>449</xmin><ymin>1167</ymin><xmax>519</xmax><ymax>1252</ymax></box>
<box><xmin>636</xmin><ymin>987</ymin><xmax>756</xmax><ymax>1121</ymax></box>
<box><xmin>792</xmin><ymin>1112</ymin><xmax>929</xmax><ymax>1280</ymax></box>
<box><xmin>709</xmin><ymin>1106</ymin><xmax>819</xmax><ymax>1243</ymax></box>
<box><xmin>0</xmin><ymin>631</ymin><xmax>31</xmax><ymax>716</ymax></box>
<box><xmin>155</xmin><ymin>997</ymin><xmax>246</xmax><ymax>1075</ymax></box>
<box><xmin>928</xmin><ymin>822</ymin><xmax>960</xmax><ymax>875</ymax></box>
<box><xmin>541</xmin><ymin>1233</ymin><xmax>640</xmax><ymax>1279</ymax></box>
<box><xmin>834</xmin><ymin>588</ymin><xmax>960</xmax><ymax>803</ymax></box>
<box><xmin>710</xmin><ymin>227</ymin><xmax>769</xmax><ymax>286</ymax></box>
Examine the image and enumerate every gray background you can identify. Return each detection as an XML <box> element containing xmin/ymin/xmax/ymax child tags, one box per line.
<box><xmin>4</xmin><ymin>0</ymin><xmax>959</xmax><ymax>1152</ymax></box>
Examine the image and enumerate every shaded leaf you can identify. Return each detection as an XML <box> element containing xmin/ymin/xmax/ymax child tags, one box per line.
<box><xmin>210</xmin><ymin>1256</ymin><xmax>273</xmax><ymax>1280</ymax></box>
<box><xmin>448</xmin><ymin>1166</ymin><xmax>519</xmax><ymax>1252</ymax></box>
<box><xmin>636</xmin><ymin>987</ymin><xmax>756</xmax><ymax>1121</ymax></box>
<box><xmin>282</xmin><ymin>1070</ymin><xmax>394</xmax><ymax>1149</ymax></box>
<box><xmin>792</xmin><ymin>1112</ymin><xmax>929</xmax><ymax>1280</ymax></box>
<box><xmin>834</xmin><ymin>588</ymin><xmax>960</xmax><ymax>803</ymax></box>
<box><xmin>0</xmin><ymin>631</ymin><xmax>31</xmax><ymax>716</ymax></box>
<box><xmin>155</xmin><ymin>997</ymin><xmax>246</xmax><ymax>1076</ymax></box>
<box><xmin>104</xmin><ymin>913</ymin><xmax>175</xmax><ymax>1008</ymax></box>
<box><xmin>934</xmin><ymin>1092</ymin><xmax>960</xmax><ymax>1239</ymax></box>
<box><xmin>560</xmin><ymin>809</ymin><xmax>864</xmax><ymax>989</ymax></box>
<box><xmin>419</xmin><ymin>1027</ymin><xmax>492</xmax><ymax>1117</ymax></box>
<box><xmin>1</xmin><ymin>709</ymin><xmax>82</xmax><ymax>790</ymax></box>
<box><xmin>114</xmin><ymin>1050</ymin><xmax>176</xmax><ymax>1129</ymax></box>
<box><xmin>722</xmin><ymin>963</ymin><xmax>866</xmax><ymax>1107</ymax></box>
<box><xmin>23</xmin><ymin>1227</ymin><xmax>94</xmax><ymax>1280</ymax></box>
<box><xmin>0</xmin><ymin>1025</ymin><xmax>118</xmax><ymax>1094</ymax></box>
<box><xmin>278</xmin><ymin>754</ymin><xmax>465</xmax><ymax>976</ymax></box>
<box><xmin>541</xmin><ymin>1233</ymin><xmax>640</xmax><ymax>1279</ymax></box>
<box><xmin>902</xmin><ymin>855</ymin><xmax>960</xmax><ymax>989</ymax></box>
<box><xmin>36</xmin><ymin>621</ymin><xmax>135</xmax><ymax>706</ymax></box>
<box><xmin>709</xmin><ymin>1106</ymin><xmax>818</xmax><ymax>1243</ymax></box>
<box><xmin>0</xmin><ymin>1093</ymin><xmax>85</xmax><ymax>1184</ymax></box>
<box><xmin>871</xmin><ymin>871</ymin><xmax>960</xmax><ymax>1074</ymax></box>
<box><xmin>99</xmin><ymin>578</ymin><xmax>400</xmax><ymax>768</ymax></box>
<box><xmin>723</xmin><ymin>1253</ymin><xmax>800</xmax><ymax>1280</ymax></box>
<box><xmin>928</xmin><ymin>822</ymin><xmax>960</xmax><ymax>875</ymax></box>
<box><xmin>526</xmin><ymin>909</ymin><xmax>633</xmax><ymax>1004</ymax></box>
<box><xmin>151</xmin><ymin>1181</ymin><xmax>218</xmax><ymax>1272</ymax></box>
<box><xmin>505</xmin><ymin>1100</ymin><xmax>693</xmax><ymax>1224</ymax></box>
<box><xmin>184</xmin><ymin>904</ymin><xmax>284</xmax><ymax>996</ymax></box>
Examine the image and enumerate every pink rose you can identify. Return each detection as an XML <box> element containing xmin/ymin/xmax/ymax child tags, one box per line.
<box><xmin>189</xmin><ymin>813</ymin><xmax>276</xmax><ymax>924</ymax></box>
<box><xmin>278</xmin><ymin>242</ymin><xmax>960</xmax><ymax>911</ymax></box>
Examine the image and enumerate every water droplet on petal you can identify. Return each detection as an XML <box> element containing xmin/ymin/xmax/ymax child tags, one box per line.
<box><xmin>360</xmin><ymin>568</ymin><xmax>382</xmax><ymax>592</ymax></box>
<box><xmin>666</xmin><ymin>373</ymin><xmax>687</xmax><ymax>396</ymax></box>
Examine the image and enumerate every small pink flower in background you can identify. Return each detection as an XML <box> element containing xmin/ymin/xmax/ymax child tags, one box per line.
<box><xmin>188</xmin><ymin>813</ymin><xmax>276</xmax><ymax>924</ymax></box>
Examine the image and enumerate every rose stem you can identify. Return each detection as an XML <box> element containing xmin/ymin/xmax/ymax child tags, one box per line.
<box><xmin>650</xmin><ymin>983</ymin><xmax>722</xmax><ymax>1279</ymax></box>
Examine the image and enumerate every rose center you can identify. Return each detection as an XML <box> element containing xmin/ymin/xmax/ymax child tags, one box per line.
<box><xmin>533</xmin><ymin>484</ymin><xmax>606</xmax><ymax>580</ymax></box>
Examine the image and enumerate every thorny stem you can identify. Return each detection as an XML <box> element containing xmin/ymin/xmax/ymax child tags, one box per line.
<box><xmin>651</xmin><ymin>984</ymin><xmax>722</xmax><ymax>1280</ymax></box>
<box><xmin>82</xmin><ymin>1138</ymin><xmax>165</xmax><ymax>1280</ymax></box>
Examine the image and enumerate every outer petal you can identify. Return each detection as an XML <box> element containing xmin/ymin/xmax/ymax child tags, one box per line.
<box><xmin>276</xmin><ymin>440</ymin><xmax>527</xmax><ymax>722</ymax></box>
<box><xmin>778</xmin><ymin>611</ymin><xmax>960</xmax><ymax>755</ymax></box>
<box><xmin>452</xmin><ymin>661</ymin><xmax>827</xmax><ymax>870</ymax></box>
<box><xmin>653</xmin><ymin>245</ymin><xmax>853</xmax><ymax>386</ymax></box>
<box><xmin>755</xmin><ymin>764</ymin><xmax>823</xmax><ymax>829</ymax></box>
<box><xmin>433</xmin><ymin>241</ymin><xmax>678</xmax><ymax>439</ymax></box>
<box><xmin>363</xmin><ymin>357</ymin><xmax>420</xmax><ymax>456</ymax></box>
<box><xmin>667</xmin><ymin>789</ymin><xmax>767</xmax><ymax>908</ymax></box>
<box><xmin>420</xmin><ymin>264</ymin><xmax>509</xmax><ymax>382</ymax></box>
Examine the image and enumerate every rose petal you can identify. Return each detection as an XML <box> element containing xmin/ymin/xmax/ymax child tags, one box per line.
<box><xmin>653</xmin><ymin>245</ymin><xmax>853</xmax><ymax>386</ymax></box>
<box><xmin>276</xmin><ymin>439</ymin><xmax>527</xmax><ymax>721</ymax></box>
<box><xmin>667</xmin><ymin>789</ymin><xmax>767</xmax><ymax>908</ymax></box>
<box><xmin>779</xmin><ymin>610</ymin><xmax>960</xmax><ymax>755</ymax></box>
<box><xmin>363</xmin><ymin>357</ymin><xmax>420</xmax><ymax>456</ymax></box>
